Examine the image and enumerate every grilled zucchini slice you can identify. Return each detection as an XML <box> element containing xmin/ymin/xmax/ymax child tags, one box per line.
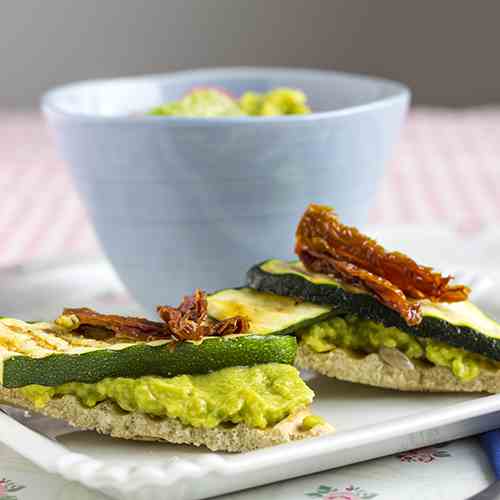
<box><xmin>247</xmin><ymin>259</ymin><xmax>500</xmax><ymax>360</ymax></box>
<box><xmin>208</xmin><ymin>287</ymin><xmax>334</xmax><ymax>335</ymax></box>
<box><xmin>0</xmin><ymin>316</ymin><xmax>297</xmax><ymax>387</ymax></box>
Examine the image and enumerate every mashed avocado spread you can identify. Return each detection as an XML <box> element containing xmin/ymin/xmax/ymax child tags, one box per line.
<box><xmin>300</xmin><ymin>316</ymin><xmax>499</xmax><ymax>382</ymax></box>
<box><xmin>21</xmin><ymin>363</ymin><xmax>313</xmax><ymax>429</ymax></box>
<box><xmin>149</xmin><ymin>88</ymin><xmax>311</xmax><ymax>117</ymax></box>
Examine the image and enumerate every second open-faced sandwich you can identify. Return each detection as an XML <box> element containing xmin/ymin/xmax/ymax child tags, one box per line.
<box><xmin>209</xmin><ymin>204</ymin><xmax>500</xmax><ymax>393</ymax></box>
<box><xmin>0</xmin><ymin>289</ymin><xmax>333</xmax><ymax>451</ymax></box>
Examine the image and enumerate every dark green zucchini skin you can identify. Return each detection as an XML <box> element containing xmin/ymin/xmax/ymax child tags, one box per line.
<box><xmin>3</xmin><ymin>335</ymin><xmax>297</xmax><ymax>388</ymax></box>
<box><xmin>247</xmin><ymin>261</ymin><xmax>500</xmax><ymax>361</ymax></box>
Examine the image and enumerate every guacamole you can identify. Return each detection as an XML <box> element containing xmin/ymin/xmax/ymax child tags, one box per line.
<box><xmin>300</xmin><ymin>315</ymin><xmax>498</xmax><ymax>382</ymax></box>
<box><xmin>21</xmin><ymin>363</ymin><xmax>313</xmax><ymax>429</ymax></box>
<box><xmin>239</xmin><ymin>88</ymin><xmax>311</xmax><ymax>116</ymax></box>
<box><xmin>301</xmin><ymin>415</ymin><xmax>326</xmax><ymax>431</ymax></box>
<box><xmin>149</xmin><ymin>88</ymin><xmax>311</xmax><ymax>117</ymax></box>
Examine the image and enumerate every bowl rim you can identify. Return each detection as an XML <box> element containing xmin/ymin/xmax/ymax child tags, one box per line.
<box><xmin>41</xmin><ymin>66</ymin><xmax>411</xmax><ymax>124</ymax></box>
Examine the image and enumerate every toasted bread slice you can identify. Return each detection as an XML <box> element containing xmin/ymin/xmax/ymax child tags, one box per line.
<box><xmin>0</xmin><ymin>387</ymin><xmax>333</xmax><ymax>452</ymax></box>
<box><xmin>296</xmin><ymin>343</ymin><xmax>500</xmax><ymax>393</ymax></box>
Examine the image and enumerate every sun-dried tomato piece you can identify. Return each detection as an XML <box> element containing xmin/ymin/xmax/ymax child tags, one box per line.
<box><xmin>158</xmin><ymin>310</ymin><xmax>209</xmax><ymax>340</ymax></box>
<box><xmin>178</xmin><ymin>288</ymin><xmax>208</xmax><ymax>323</ymax></box>
<box><xmin>64</xmin><ymin>290</ymin><xmax>249</xmax><ymax>343</ymax></box>
<box><xmin>300</xmin><ymin>250</ymin><xmax>422</xmax><ymax>325</ymax></box>
<box><xmin>296</xmin><ymin>204</ymin><xmax>470</xmax><ymax>325</ymax></box>
<box><xmin>157</xmin><ymin>289</ymin><xmax>208</xmax><ymax>341</ymax></box>
<box><xmin>157</xmin><ymin>289</ymin><xmax>249</xmax><ymax>340</ymax></box>
<box><xmin>212</xmin><ymin>315</ymin><xmax>250</xmax><ymax>336</ymax></box>
<box><xmin>63</xmin><ymin>307</ymin><xmax>168</xmax><ymax>341</ymax></box>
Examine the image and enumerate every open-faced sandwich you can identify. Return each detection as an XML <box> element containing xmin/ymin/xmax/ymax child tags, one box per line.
<box><xmin>210</xmin><ymin>204</ymin><xmax>500</xmax><ymax>393</ymax></box>
<box><xmin>0</xmin><ymin>289</ymin><xmax>333</xmax><ymax>451</ymax></box>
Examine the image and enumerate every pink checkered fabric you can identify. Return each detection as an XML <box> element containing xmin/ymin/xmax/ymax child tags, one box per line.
<box><xmin>0</xmin><ymin>112</ymin><xmax>99</xmax><ymax>265</ymax></box>
<box><xmin>1</xmin><ymin>108</ymin><xmax>499</xmax><ymax>266</ymax></box>
<box><xmin>373</xmin><ymin>108</ymin><xmax>500</xmax><ymax>230</ymax></box>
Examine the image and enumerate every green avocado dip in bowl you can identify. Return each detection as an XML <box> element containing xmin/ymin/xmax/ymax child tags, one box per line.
<box><xmin>148</xmin><ymin>87</ymin><xmax>311</xmax><ymax>117</ymax></box>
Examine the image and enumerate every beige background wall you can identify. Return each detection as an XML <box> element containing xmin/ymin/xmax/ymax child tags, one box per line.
<box><xmin>1</xmin><ymin>0</ymin><xmax>499</xmax><ymax>107</ymax></box>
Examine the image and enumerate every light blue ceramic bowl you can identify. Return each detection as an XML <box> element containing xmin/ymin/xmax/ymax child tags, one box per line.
<box><xmin>42</xmin><ymin>67</ymin><xmax>410</xmax><ymax>309</ymax></box>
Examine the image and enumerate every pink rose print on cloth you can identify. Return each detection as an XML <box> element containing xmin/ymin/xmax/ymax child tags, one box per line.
<box><xmin>398</xmin><ymin>443</ymin><xmax>451</xmax><ymax>463</ymax></box>
<box><xmin>306</xmin><ymin>484</ymin><xmax>378</xmax><ymax>499</ymax></box>
<box><xmin>0</xmin><ymin>478</ymin><xmax>26</xmax><ymax>500</ymax></box>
